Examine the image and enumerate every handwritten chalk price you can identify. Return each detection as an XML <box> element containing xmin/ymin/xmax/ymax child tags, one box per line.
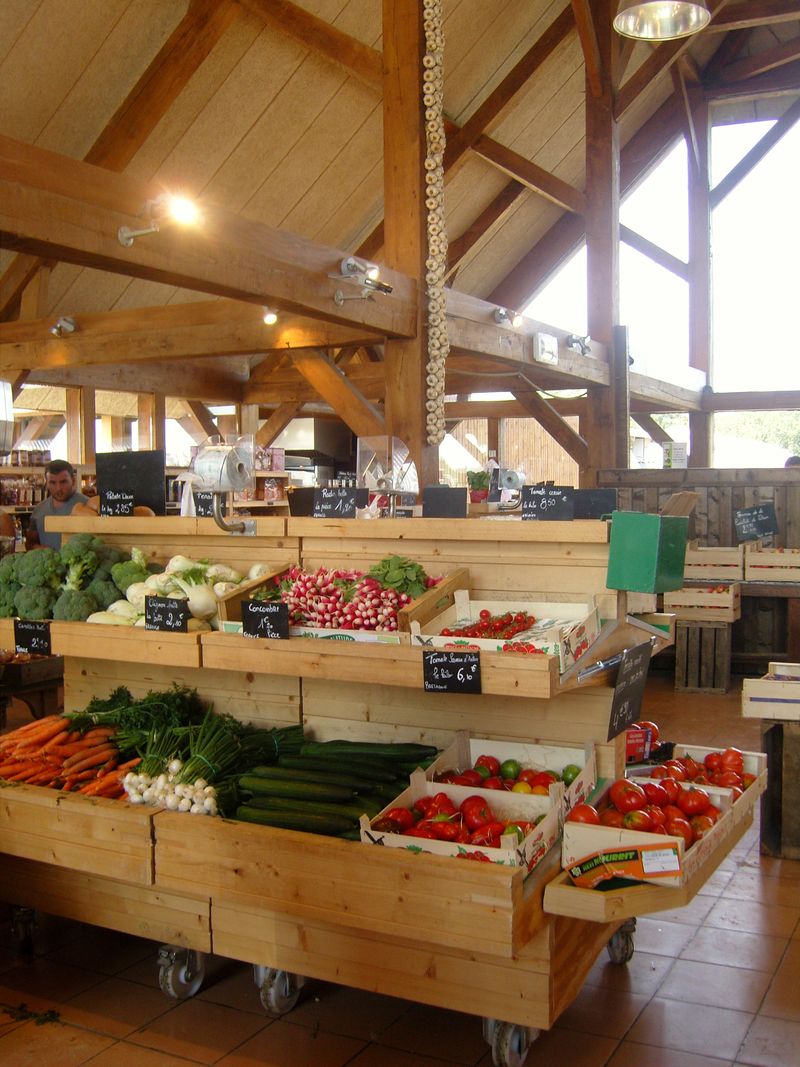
<box><xmin>14</xmin><ymin>619</ymin><xmax>52</xmax><ymax>656</ymax></box>
<box><xmin>99</xmin><ymin>489</ymin><xmax>134</xmax><ymax>516</ymax></box>
<box><xmin>422</xmin><ymin>649</ymin><xmax>481</xmax><ymax>694</ymax></box>
<box><xmin>144</xmin><ymin>596</ymin><xmax>189</xmax><ymax>633</ymax></box>
<box><xmin>241</xmin><ymin>600</ymin><xmax>289</xmax><ymax>639</ymax></box>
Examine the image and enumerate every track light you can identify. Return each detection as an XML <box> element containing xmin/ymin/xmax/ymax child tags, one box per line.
<box><xmin>50</xmin><ymin>316</ymin><xmax>77</xmax><ymax>337</ymax></box>
<box><xmin>494</xmin><ymin>307</ymin><xmax>523</xmax><ymax>328</ymax></box>
<box><xmin>339</xmin><ymin>256</ymin><xmax>381</xmax><ymax>281</ymax></box>
<box><xmin>613</xmin><ymin>1</ymin><xmax>710</xmax><ymax>40</ymax></box>
<box><xmin>118</xmin><ymin>193</ymin><xmax>201</xmax><ymax>247</ymax></box>
<box><xmin>262</xmin><ymin>307</ymin><xmax>278</xmax><ymax>326</ymax></box>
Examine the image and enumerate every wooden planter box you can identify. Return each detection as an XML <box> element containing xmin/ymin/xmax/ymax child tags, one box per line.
<box><xmin>663</xmin><ymin>583</ymin><xmax>741</xmax><ymax>622</ymax></box>
<box><xmin>684</xmin><ymin>543</ymin><xmax>744</xmax><ymax>581</ymax></box>
<box><xmin>745</xmin><ymin>543</ymin><xmax>800</xmax><ymax>582</ymax></box>
<box><xmin>742</xmin><ymin>663</ymin><xmax>800</xmax><ymax>721</ymax></box>
<box><xmin>50</xmin><ymin>621</ymin><xmax>202</xmax><ymax>668</ymax></box>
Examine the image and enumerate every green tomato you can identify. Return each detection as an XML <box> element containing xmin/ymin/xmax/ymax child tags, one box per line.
<box><xmin>500</xmin><ymin>758</ymin><xmax>522</xmax><ymax>780</ymax></box>
<box><xmin>561</xmin><ymin>764</ymin><xmax>582</xmax><ymax>786</ymax></box>
<box><xmin>473</xmin><ymin>764</ymin><xmax>492</xmax><ymax>779</ymax></box>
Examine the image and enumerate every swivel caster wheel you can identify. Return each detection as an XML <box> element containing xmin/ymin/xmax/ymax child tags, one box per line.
<box><xmin>253</xmin><ymin>966</ymin><xmax>304</xmax><ymax>1016</ymax></box>
<box><xmin>607</xmin><ymin>917</ymin><xmax>636</xmax><ymax>964</ymax></box>
<box><xmin>482</xmin><ymin>1017</ymin><xmax>539</xmax><ymax>1067</ymax></box>
<box><xmin>157</xmin><ymin>945</ymin><xmax>205</xmax><ymax>999</ymax></box>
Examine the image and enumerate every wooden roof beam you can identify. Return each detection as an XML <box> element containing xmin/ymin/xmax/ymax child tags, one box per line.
<box><xmin>707</xmin><ymin>1</ymin><xmax>800</xmax><ymax>32</ymax></box>
<box><xmin>510</xmin><ymin>374</ymin><xmax>590</xmax><ymax>466</ymax></box>
<box><xmin>446</xmin><ymin>181</ymin><xmax>527</xmax><ymax>277</ymax></box>
<box><xmin>703</xmin><ymin>390</ymin><xmax>800</xmax><ymax>412</ymax></box>
<box><xmin>288</xmin><ymin>350</ymin><xmax>385</xmax><ymax>437</ymax></box>
<box><xmin>571</xmin><ymin>0</ymin><xmax>604</xmax><ymax>98</ymax></box>
<box><xmin>710</xmin><ymin>93</ymin><xmax>800</xmax><ymax>207</ymax></box>
<box><xmin>185</xmin><ymin>401</ymin><xmax>218</xmax><ymax>440</ymax></box>
<box><xmin>716</xmin><ymin>33</ymin><xmax>800</xmax><ymax>84</ymax></box>
<box><xmin>706</xmin><ymin>60</ymin><xmax>800</xmax><ymax>98</ymax></box>
<box><xmin>256</xmin><ymin>402</ymin><xmax>304</xmax><ymax>446</ymax></box>
<box><xmin>619</xmin><ymin>224</ymin><xmax>689</xmax><ymax>280</ymax></box>
<box><xmin>470</xmin><ymin>137</ymin><xmax>586</xmax><ymax>213</ymax></box>
<box><xmin>632</xmin><ymin>413</ymin><xmax>672</xmax><ymax>444</ymax></box>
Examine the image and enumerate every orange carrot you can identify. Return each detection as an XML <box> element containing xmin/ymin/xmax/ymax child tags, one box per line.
<box><xmin>4</xmin><ymin>714</ymin><xmax>65</xmax><ymax>737</ymax></box>
<box><xmin>115</xmin><ymin>757</ymin><xmax>141</xmax><ymax>775</ymax></box>
<box><xmin>41</xmin><ymin>729</ymin><xmax>71</xmax><ymax>752</ymax></box>
<box><xmin>62</xmin><ymin>747</ymin><xmax>117</xmax><ymax>775</ymax></box>
<box><xmin>4</xmin><ymin>764</ymin><xmax>41</xmax><ymax>782</ymax></box>
<box><xmin>12</xmin><ymin>718</ymin><xmax>73</xmax><ymax>751</ymax></box>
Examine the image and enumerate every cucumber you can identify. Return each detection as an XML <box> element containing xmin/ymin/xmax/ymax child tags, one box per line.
<box><xmin>236</xmin><ymin>805</ymin><xmax>354</xmax><ymax>836</ymax></box>
<box><xmin>372</xmin><ymin>781</ymin><xmax>406</xmax><ymax>802</ymax></box>
<box><xmin>243</xmin><ymin>795</ymin><xmax>372</xmax><ymax>822</ymax></box>
<box><xmin>237</xmin><ymin>775</ymin><xmax>356</xmax><ymax>803</ymax></box>
<box><xmin>277</xmin><ymin>755</ymin><xmax>399</xmax><ymax>784</ymax></box>
<box><xmin>245</xmin><ymin>764</ymin><xmax>377</xmax><ymax>793</ymax></box>
<box><xmin>300</xmin><ymin>740</ymin><xmax>438</xmax><ymax>763</ymax></box>
<box><xmin>337</xmin><ymin>828</ymin><xmax>363</xmax><ymax>841</ymax></box>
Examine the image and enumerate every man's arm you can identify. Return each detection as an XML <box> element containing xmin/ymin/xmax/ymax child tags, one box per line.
<box><xmin>25</xmin><ymin>513</ymin><xmax>40</xmax><ymax>549</ymax></box>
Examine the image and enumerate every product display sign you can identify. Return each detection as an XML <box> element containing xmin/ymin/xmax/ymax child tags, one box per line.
<box><xmin>734</xmin><ymin>503</ymin><xmax>779</xmax><ymax>542</ymax></box>
<box><xmin>193</xmin><ymin>491</ymin><xmax>226</xmax><ymax>518</ymax></box>
<box><xmin>313</xmin><ymin>486</ymin><xmax>357</xmax><ymax>518</ymax></box>
<box><xmin>521</xmin><ymin>484</ymin><xmax>575</xmax><ymax>520</ymax></box>
<box><xmin>422</xmin><ymin>486</ymin><xmax>468</xmax><ymax>518</ymax></box>
<box><xmin>607</xmin><ymin>641</ymin><xmax>652</xmax><ymax>741</ymax></box>
<box><xmin>423</xmin><ymin>649</ymin><xmax>481</xmax><ymax>694</ymax></box>
<box><xmin>241</xmin><ymin>600</ymin><xmax>289</xmax><ymax>640</ymax></box>
<box><xmin>96</xmin><ymin>450</ymin><xmax>166</xmax><ymax>516</ymax></box>
<box><xmin>144</xmin><ymin>595</ymin><xmax>189</xmax><ymax>633</ymax></box>
<box><xmin>99</xmin><ymin>489</ymin><xmax>134</xmax><ymax>516</ymax></box>
<box><xmin>574</xmin><ymin>488</ymin><xmax>618</xmax><ymax>519</ymax></box>
<box><xmin>14</xmin><ymin>618</ymin><xmax>51</xmax><ymax>656</ymax></box>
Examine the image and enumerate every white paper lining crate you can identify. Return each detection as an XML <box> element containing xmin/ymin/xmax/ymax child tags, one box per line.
<box><xmin>744</xmin><ymin>543</ymin><xmax>800</xmax><ymax>582</ymax></box>
<box><xmin>684</xmin><ymin>543</ymin><xmax>744</xmax><ymax>581</ymax></box>
<box><xmin>742</xmin><ymin>663</ymin><xmax>800</xmax><ymax>721</ymax></box>
<box><xmin>426</xmin><ymin>732</ymin><xmax>597</xmax><ymax>816</ymax></box>
<box><xmin>662</xmin><ymin>583</ymin><xmax>741</xmax><ymax>622</ymax></box>
<box><xmin>359</xmin><ymin>768</ymin><xmax>562</xmax><ymax>876</ymax></box>
<box><xmin>674</xmin><ymin>620</ymin><xmax>731</xmax><ymax>694</ymax></box>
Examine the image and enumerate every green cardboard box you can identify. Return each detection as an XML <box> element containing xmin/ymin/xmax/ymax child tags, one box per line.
<box><xmin>606</xmin><ymin>511</ymin><xmax>688</xmax><ymax>593</ymax></box>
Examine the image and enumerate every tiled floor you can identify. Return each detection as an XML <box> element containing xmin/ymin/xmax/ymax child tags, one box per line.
<box><xmin>0</xmin><ymin>671</ymin><xmax>798</xmax><ymax>1066</ymax></box>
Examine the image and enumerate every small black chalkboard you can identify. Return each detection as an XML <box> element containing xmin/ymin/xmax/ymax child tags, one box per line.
<box><xmin>423</xmin><ymin>649</ymin><xmax>481</xmax><ymax>693</ymax></box>
<box><xmin>734</xmin><ymin>503</ymin><xmax>779</xmax><ymax>542</ymax></box>
<box><xmin>607</xmin><ymin>641</ymin><xmax>653</xmax><ymax>741</ymax></box>
<box><xmin>193</xmin><ymin>491</ymin><xmax>226</xmax><ymax>518</ymax></box>
<box><xmin>14</xmin><ymin>619</ymin><xmax>51</xmax><ymax>656</ymax></box>
<box><xmin>99</xmin><ymin>488</ymin><xmax>134</xmax><ymax>516</ymax></box>
<box><xmin>241</xmin><ymin>600</ymin><xmax>289</xmax><ymax>639</ymax></box>
<box><xmin>313</xmin><ymin>487</ymin><xmax>357</xmax><ymax>518</ymax></box>
<box><xmin>488</xmin><ymin>467</ymin><xmax>502</xmax><ymax>503</ymax></box>
<box><xmin>521</xmin><ymin>484</ymin><xmax>575</xmax><ymax>520</ymax></box>
<box><xmin>96</xmin><ymin>450</ymin><xmax>166</xmax><ymax>516</ymax></box>
<box><xmin>574</xmin><ymin>488</ymin><xmax>617</xmax><ymax>520</ymax></box>
<box><xmin>422</xmin><ymin>486</ymin><xmax>468</xmax><ymax>518</ymax></box>
<box><xmin>144</xmin><ymin>595</ymin><xmax>189</xmax><ymax>633</ymax></box>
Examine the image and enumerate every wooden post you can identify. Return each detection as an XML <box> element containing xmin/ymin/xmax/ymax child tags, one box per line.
<box><xmin>65</xmin><ymin>388</ymin><xmax>81</xmax><ymax>464</ymax></box>
<box><xmin>81</xmin><ymin>389</ymin><xmax>96</xmax><ymax>464</ymax></box>
<box><xmin>382</xmin><ymin>0</ymin><xmax>438</xmax><ymax>488</ymax></box>
<box><xmin>688</xmin><ymin>97</ymin><xmax>712</xmax><ymax>468</ymax></box>
<box><xmin>582</xmin><ymin>0</ymin><xmax>626</xmax><ymax>485</ymax></box>
<box><xmin>137</xmin><ymin>393</ymin><xmax>166</xmax><ymax>453</ymax></box>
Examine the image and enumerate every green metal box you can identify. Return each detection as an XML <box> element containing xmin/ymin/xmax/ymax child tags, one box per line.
<box><xmin>606</xmin><ymin>511</ymin><xmax>688</xmax><ymax>593</ymax></box>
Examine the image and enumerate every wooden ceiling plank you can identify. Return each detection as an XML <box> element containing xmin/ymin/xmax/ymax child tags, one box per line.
<box><xmin>255</xmin><ymin>401</ymin><xmax>304</xmax><ymax>446</ymax></box>
<box><xmin>717</xmin><ymin>33</ymin><xmax>800</xmax><ymax>84</ymax></box>
<box><xmin>510</xmin><ymin>376</ymin><xmax>589</xmax><ymax>466</ymax></box>
<box><xmin>0</xmin><ymin>134</ymin><xmax>416</xmax><ymax>337</ymax></box>
<box><xmin>710</xmin><ymin>93</ymin><xmax>800</xmax><ymax>207</ymax></box>
<box><xmin>444</xmin><ymin>6</ymin><xmax>575</xmax><ymax>174</ymax></box>
<box><xmin>619</xmin><ymin>223</ymin><xmax>690</xmax><ymax>280</ymax></box>
<box><xmin>290</xmin><ymin>349</ymin><xmax>385</xmax><ymax>437</ymax></box>
<box><xmin>708</xmin><ymin>1</ymin><xmax>800</xmax><ymax>32</ymax></box>
<box><xmin>446</xmin><ymin>181</ymin><xmax>527</xmax><ymax>275</ymax></box>
<box><xmin>235</xmin><ymin>0</ymin><xmax>383</xmax><ymax>90</ymax></box>
<box><xmin>471</xmin><ymin>136</ymin><xmax>586</xmax><ymax>214</ymax></box>
<box><xmin>571</xmin><ymin>0</ymin><xmax>604</xmax><ymax>99</ymax></box>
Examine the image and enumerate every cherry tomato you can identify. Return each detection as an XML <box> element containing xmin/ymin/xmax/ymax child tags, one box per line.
<box><xmin>459</xmin><ymin>795</ymin><xmax>494</xmax><ymax>830</ymax></box>
<box><xmin>468</xmin><ymin>821</ymin><xmax>505</xmax><ymax>846</ymax></box>
<box><xmin>482</xmin><ymin>776</ymin><xmax>504</xmax><ymax>790</ymax></box>
<box><xmin>383</xmin><ymin>807</ymin><xmax>414</xmax><ymax>831</ymax></box>
<box><xmin>474</xmin><ymin>754</ymin><xmax>501</xmax><ymax>777</ymax></box>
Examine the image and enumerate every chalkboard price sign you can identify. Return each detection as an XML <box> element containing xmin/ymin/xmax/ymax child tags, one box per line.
<box><xmin>193</xmin><ymin>491</ymin><xmax>226</xmax><ymax>518</ymax></box>
<box><xmin>423</xmin><ymin>649</ymin><xmax>481</xmax><ymax>694</ymax></box>
<box><xmin>313</xmin><ymin>487</ymin><xmax>357</xmax><ymax>518</ymax></box>
<box><xmin>144</xmin><ymin>595</ymin><xmax>189</xmax><ymax>633</ymax></box>
<box><xmin>607</xmin><ymin>641</ymin><xmax>653</xmax><ymax>741</ymax></box>
<box><xmin>96</xmin><ymin>449</ymin><xmax>166</xmax><ymax>516</ymax></box>
<box><xmin>14</xmin><ymin>619</ymin><xmax>52</xmax><ymax>656</ymax></box>
<box><xmin>521</xmin><ymin>484</ymin><xmax>575</xmax><ymax>521</ymax></box>
<box><xmin>241</xmin><ymin>600</ymin><xmax>289</xmax><ymax>640</ymax></box>
<box><xmin>734</xmin><ymin>503</ymin><xmax>779</xmax><ymax>542</ymax></box>
<box><xmin>99</xmin><ymin>488</ymin><xmax>134</xmax><ymax>516</ymax></box>
<box><xmin>574</xmin><ymin>488</ymin><xmax>617</xmax><ymax>520</ymax></box>
<box><xmin>422</xmin><ymin>486</ymin><xmax>468</xmax><ymax>518</ymax></box>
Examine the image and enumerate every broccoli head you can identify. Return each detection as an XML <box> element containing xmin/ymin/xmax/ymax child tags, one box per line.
<box><xmin>52</xmin><ymin>588</ymin><xmax>99</xmax><ymax>621</ymax></box>
<box><xmin>86</xmin><ymin>575</ymin><xmax>120</xmax><ymax>610</ymax></box>
<box><xmin>14</xmin><ymin>584</ymin><xmax>58</xmax><ymax>620</ymax></box>
<box><xmin>0</xmin><ymin>553</ymin><xmax>19</xmax><ymax>584</ymax></box>
<box><xmin>96</xmin><ymin>545</ymin><xmax>125</xmax><ymax>569</ymax></box>
<box><xmin>15</xmin><ymin>547</ymin><xmax>65</xmax><ymax>590</ymax></box>
<box><xmin>0</xmin><ymin>581</ymin><xmax>21</xmax><ymax>618</ymax></box>
<box><xmin>60</xmin><ymin>534</ymin><xmax>104</xmax><ymax>590</ymax></box>
<box><xmin>111</xmin><ymin>560</ymin><xmax>149</xmax><ymax>594</ymax></box>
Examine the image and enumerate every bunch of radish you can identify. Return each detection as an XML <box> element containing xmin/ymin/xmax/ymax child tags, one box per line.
<box><xmin>264</xmin><ymin>565</ymin><xmax>415</xmax><ymax>631</ymax></box>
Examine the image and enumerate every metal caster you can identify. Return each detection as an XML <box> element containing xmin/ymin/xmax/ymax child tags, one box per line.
<box><xmin>10</xmin><ymin>905</ymin><xmax>35</xmax><ymax>957</ymax></box>
<box><xmin>482</xmin><ymin>1016</ymin><xmax>539</xmax><ymax>1067</ymax></box>
<box><xmin>606</xmin><ymin>917</ymin><xmax>636</xmax><ymax>964</ymax></box>
<box><xmin>157</xmin><ymin>945</ymin><xmax>205</xmax><ymax>999</ymax></box>
<box><xmin>252</xmin><ymin>965</ymin><xmax>304</xmax><ymax>1016</ymax></box>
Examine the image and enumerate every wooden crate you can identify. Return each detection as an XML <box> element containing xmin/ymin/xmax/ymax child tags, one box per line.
<box><xmin>663</xmin><ymin>583</ymin><xmax>741</xmax><ymax>622</ymax></box>
<box><xmin>0</xmin><ymin>854</ymin><xmax>210</xmax><ymax>951</ymax></box>
<box><xmin>760</xmin><ymin>720</ymin><xmax>800</xmax><ymax>859</ymax></box>
<box><xmin>153</xmin><ymin>810</ymin><xmax>558</xmax><ymax>959</ymax></box>
<box><xmin>684</xmin><ymin>543</ymin><xmax>744</xmax><ymax>581</ymax></box>
<box><xmin>742</xmin><ymin>663</ymin><xmax>800</xmax><ymax>721</ymax></box>
<box><xmin>745</xmin><ymin>543</ymin><xmax>800</xmax><ymax>582</ymax></box>
<box><xmin>0</xmin><ymin>783</ymin><xmax>155</xmax><ymax>884</ymax></box>
<box><xmin>674</xmin><ymin>620</ymin><xmax>731</xmax><ymax>693</ymax></box>
<box><xmin>50</xmin><ymin>622</ymin><xmax>202</xmax><ymax>668</ymax></box>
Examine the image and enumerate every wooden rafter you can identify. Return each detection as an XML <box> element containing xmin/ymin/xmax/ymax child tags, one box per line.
<box><xmin>255</xmin><ymin>402</ymin><xmax>304</xmax><ymax>446</ymax></box>
<box><xmin>244</xmin><ymin>362</ymin><xmax>386</xmax><ymax>404</ymax></box>
<box><xmin>710</xmin><ymin>93</ymin><xmax>800</xmax><ymax>208</ymax></box>
<box><xmin>446</xmin><ymin>182</ymin><xmax>527</xmax><ymax>276</ymax></box>
<box><xmin>510</xmin><ymin>375</ymin><xmax>589</xmax><ymax>466</ymax></box>
<box><xmin>570</xmin><ymin>0</ymin><xmax>604</xmax><ymax>98</ymax></box>
<box><xmin>716</xmin><ymin>34</ymin><xmax>800</xmax><ymax>84</ymax></box>
<box><xmin>707</xmin><ymin>60</ymin><xmax>800</xmax><ymax>98</ymax></box>
<box><xmin>471</xmin><ymin>137</ymin><xmax>586</xmax><ymax>214</ymax></box>
<box><xmin>289</xmin><ymin>350</ymin><xmax>385</xmax><ymax>437</ymax></box>
<box><xmin>671</xmin><ymin>58</ymin><xmax>702</xmax><ymax>174</ymax></box>
<box><xmin>619</xmin><ymin>225</ymin><xmax>689</xmax><ymax>280</ymax></box>
<box><xmin>186</xmin><ymin>401</ymin><xmax>218</xmax><ymax>440</ymax></box>
<box><xmin>632</xmin><ymin>413</ymin><xmax>672</xmax><ymax>445</ymax></box>
<box><xmin>708</xmin><ymin>1</ymin><xmax>800</xmax><ymax>32</ymax></box>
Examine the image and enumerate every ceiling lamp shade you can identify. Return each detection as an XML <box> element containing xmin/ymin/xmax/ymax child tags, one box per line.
<box><xmin>613</xmin><ymin>1</ymin><xmax>710</xmax><ymax>40</ymax></box>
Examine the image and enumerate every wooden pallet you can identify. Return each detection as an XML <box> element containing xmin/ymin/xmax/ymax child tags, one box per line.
<box><xmin>674</xmin><ymin>620</ymin><xmax>731</xmax><ymax>693</ymax></box>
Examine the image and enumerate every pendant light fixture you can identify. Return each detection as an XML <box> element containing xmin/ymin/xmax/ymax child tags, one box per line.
<box><xmin>613</xmin><ymin>1</ymin><xmax>710</xmax><ymax>41</ymax></box>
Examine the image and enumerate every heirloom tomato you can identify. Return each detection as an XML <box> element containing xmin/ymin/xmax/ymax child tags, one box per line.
<box><xmin>677</xmin><ymin>787</ymin><xmax>710</xmax><ymax>818</ymax></box>
<box><xmin>599</xmin><ymin>808</ymin><xmax>625</xmax><ymax>828</ymax></box>
<box><xmin>567</xmin><ymin>803</ymin><xmax>601</xmax><ymax>824</ymax></box>
<box><xmin>642</xmin><ymin>781</ymin><xmax>669</xmax><ymax>807</ymax></box>
<box><xmin>609</xmin><ymin>778</ymin><xmax>647</xmax><ymax>814</ymax></box>
<box><xmin>623</xmin><ymin>809</ymin><xmax>653</xmax><ymax>832</ymax></box>
<box><xmin>666</xmin><ymin>816</ymin><xmax>693</xmax><ymax>849</ymax></box>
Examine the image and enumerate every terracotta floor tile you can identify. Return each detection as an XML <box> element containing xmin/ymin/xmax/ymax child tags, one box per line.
<box><xmin>607</xmin><ymin>1041</ymin><xmax>734</xmax><ymax>1066</ymax></box>
<box><xmin>703</xmin><ymin>896</ymin><xmax>800</xmax><ymax>938</ymax></box>
<box><xmin>482</xmin><ymin>1027</ymin><xmax>618</xmax><ymax>1067</ymax></box>
<box><xmin>741</xmin><ymin>855</ymin><xmax>800</xmax><ymax>881</ymax></box>
<box><xmin>57</xmin><ymin>975</ymin><xmax>173</xmax><ymax>1038</ymax></box>
<box><xmin>723</xmin><ymin>869</ymin><xmax>800</xmax><ymax>908</ymax></box>
<box><xmin>652</xmin><ymin>893</ymin><xmax>717</xmax><ymax>926</ymax></box>
<box><xmin>82</xmin><ymin>1041</ymin><xmax>207</xmax><ymax>1065</ymax></box>
<box><xmin>124</xmin><ymin>998</ymin><xmax>267</xmax><ymax>1064</ymax></box>
<box><xmin>352</xmin><ymin>1047</ymin><xmax>479</xmax><ymax>1067</ymax></box>
<box><xmin>760</xmin><ymin>943</ymin><xmax>800</xmax><ymax>1021</ymax></box>
<box><xmin>627</xmin><ymin>998</ymin><xmax>752</xmax><ymax>1061</ymax></box>
<box><xmin>553</xmin><ymin>984</ymin><xmax>649</xmax><ymax>1039</ymax></box>
<box><xmin>583</xmin><ymin>949</ymin><xmax>675</xmax><ymax>998</ymax></box>
<box><xmin>286</xmin><ymin>981</ymin><xmax>411</xmax><ymax>1041</ymax></box>
<box><xmin>657</xmin><ymin>959</ymin><xmax>771</xmax><ymax>1013</ymax></box>
<box><xmin>216</xmin><ymin>1018</ymin><xmax>367</xmax><ymax>1067</ymax></box>
<box><xmin>633</xmin><ymin>917</ymin><xmax>699</xmax><ymax>957</ymax></box>
<box><xmin>44</xmin><ymin>928</ymin><xmax>154</xmax><ymax>976</ymax></box>
<box><xmin>195</xmin><ymin>960</ymin><xmax>266</xmax><ymax>1016</ymax></box>
<box><xmin>698</xmin><ymin>868</ymin><xmax>735</xmax><ymax>897</ymax></box>
<box><xmin>378</xmin><ymin>1003</ymin><xmax>488</xmax><ymax>1063</ymax></box>
<box><xmin>0</xmin><ymin>957</ymin><xmax>103</xmax><ymax>1012</ymax></box>
<box><xmin>680</xmin><ymin>927</ymin><xmax>788</xmax><ymax>973</ymax></box>
<box><xmin>115</xmin><ymin>953</ymin><xmax>162</xmax><ymax>990</ymax></box>
<box><xmin>736</xmin><ymin>1014</ymin><xmax>800</xmax><ymax>1066</ymax></box>
<box><xmin>0</xmin><ymin>912</ymin><xmax>85</xmax><ymax>958</ymax></box>
<box><xmin>0</xmin><ymin>1017</ymin><xmax>115</xmax><ymax>1065</ymax></box>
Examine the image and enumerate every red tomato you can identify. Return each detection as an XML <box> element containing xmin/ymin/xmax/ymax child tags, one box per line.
<box><xmin>474</xmin><ymin>754</ymin><xmax>501</xmax><ymax>777</ymax></box>
<box><xmin>567</xmin><ymin>803</ymin><xmax>601</xmax><ymax>824</ymax></box>
<box><xmin>383</xmin><ymin>807</ymin><xmax>414</xmax><ymax>831</ymax></box>
<box><xmin>662</xmin><ymin>804</ymin><xmax>686</xmax><ymax>823</ymax></box>
<box><xmin>677</xmin><ymin>786</ymin><xmax>711</xmax><ymax>818</ymax></box>
<box><xmin>414</xmin><ymin>796</ymin><xmax>435</xmax><ymax>816</ymax></box>
<box><xmin>636</xmin><ymin>720</ymin><xmax>660</xmax><ymax>743</ymax></box>
<box><xmin>482</xmin><ymin>776</ymin><xmax>504</xmax><ymax>790</ymax></box>
<box><xmin>460</xmin><ymin>795</ymin><xmax>494</xmax><ymax>830</ymax></box>
<box><xmin>403</xmin><ymin>825</ymin><xmax>437</xmax><ymax>839</ymax></box>
<box><xmin>642</xmin><ymin>781</ymin><xmax>669</xmax><ymax>807</ymax></box>
<box><xmin>666</xmin><ymin>816</ymin><xmax>693</xmax><ymax>849</ymax></box>
<box><xmin>721</xmin><ymin>747</ymin><xmax>744</xmax><ymax>775</ymax></box>
<box><xmin>645</xmin><ymin>804</ymin><xmax>667</xmax><ymax>828</ymax></box>
<box><xmin>431</xmin><ymin>819</ymin><xmax>460</xmax><ymax>841</ymax></box>
<box><xmin>690</xmin><ymin>815</ymin><xmax>716</xmax><ymax>842</ymax></box>
<box><xmin>730</xmin><ymin>786</ymin><xmax>743</xmax><ymax>802</ymax></box>
<box><xmin>456</xmin><ymin>769</ymin><xmax>484</xmax><ymax>787</ymax></box>
<box><xmin>599</xmin><ymin>807</ymin><xmax>625</xmax><ymax>827</ymax></box>
<box><xmin>468</xmin><ymin>821</ymin><xmax>506</xmax><ymax>846</ymax></box>
<box><xmin>714</xmin><ymin>770</ymin><xmax>743</xmax><ymax>790</ymax></box>
<box><xmin>648</xmin><ymin>766</ymin><xmax>669</xmax><ymax>780</ymax></box>
<box><xmin>704</xmin><ymin>751</ymin><xmax>723</xmax><ymax>774</ymax></box>
<box><xmin>704</xmin><ymin>803</ymin><xmax>722</xmax><ymax>824</ymax></box>
<box><xmin>681</xmin><ymin>757</ymin><xmax>704</xmax><ymax>781</ymax></box>
<box><xmin>659</xmin><ymin>777</ymin><xmax>681</xmax><ymax>805</ymax></box>
<box><xmin>429</xmin><ymin>792</ymin><xmax>457</xmax><ymax>816</ymax></box>
<box><xmin>609</xmin><ymin>778</ymin><xmax>647</xmax><ymax>814</ymax></box>
<box><xmin>663</xmin><ymin>760</ymin><xmax>688</xmax><ymax>782</ymax></box>
<box><xmin>623</xmin><ymin>808</ymin><xmax>653</xmax><ymax>831</ymax></box>
<box><xmin>742</xmin><ymin>772</ymin><xmax>757</xmax><ymax>789</ymax></box>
